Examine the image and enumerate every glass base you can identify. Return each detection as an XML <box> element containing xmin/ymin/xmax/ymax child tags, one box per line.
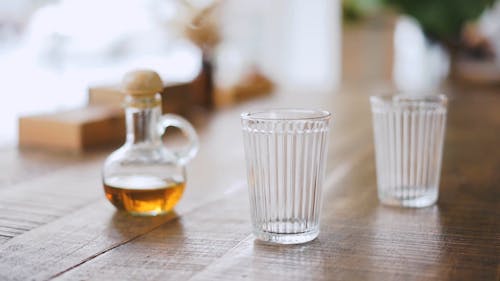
<box><xmin>253</xmin><ymin>229</ymin><xmax>319</xmax><ymax>244</ymax></box>
<box><xmin>379</xmin><ymin>189</ymin><xmax>438</xmax><ymax>208</ymax></box>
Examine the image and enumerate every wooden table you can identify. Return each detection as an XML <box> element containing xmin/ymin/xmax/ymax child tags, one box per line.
<box><xmin>0</xmin><ymin>81</ymin><xmax>499</xmax><ymax>280</ymax></box>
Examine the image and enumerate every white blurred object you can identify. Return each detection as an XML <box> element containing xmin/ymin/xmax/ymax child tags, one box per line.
<box><xmin>23</xmin><ymin>0</ymin><xmax>182</xmax><ymax>62</ymax></box>
<box><xmin>216</xmin><ymin>0</ymin><xmax>341</xmax><ymax>92</ymax></box>
<box><xmin>0</xmin><ymin>0</ymin><xmax>201</xmax><ymax>145</ymax></box>
<box><xmin>479</xmin><ymin>1</ymin><xmax>500</xmax><ymax>63</ymax></box>
<box><xmin>393</xmin><ymin>16</ymin><xmax>450</xmax><ymax>93</ymax></box>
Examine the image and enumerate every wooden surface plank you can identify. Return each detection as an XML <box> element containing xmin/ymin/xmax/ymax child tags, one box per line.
<box><xmin>39</xmin><ymin>95</ymin><xmax>377</xmax><ymax>280</ymax></box>
<box><xmin>0</xmin><ymin>147</ymin><xmax>106</xmax><ymax>188</ymax></box>
<box><xmin>42</xmin><ymin>90</ymin><xmax>500</xmax><ymax>280</ymax></box>
<box><xmin>53</xmin><ymin>193</ymin><xmax>253</xmax><ymax>281</ymax></box>
<box><xmin>0</xmin><ymin>158</ymin><xmax>104</xmax><ymax>242</ymax></box>
<box><xmin>0</xmin><ymin>88</ymin><xmax>498</xmax><ymax>281</ymax></box>
<box><xmin>188</xmin><ymin>89</ymin><xmax>500</xmax><ymax>281</ymax></box>
<box><xmin>188</xmin><ymin>144</ymin><xmax>499</xmax><ymax>281</ymax></box>
<box><xmin>0</xmin><ymin>201</ymin><xmax>176</xmax><ymax>281</ymax></box>
<box><xmin>0</xmin><ymin>93</ymin><xmax>372</xmax><ymax>280</ymax></box>
<box><xmin>53</xmin><ymin>147</ymin><xmax>372</xmax><ymax>281</ymax></box>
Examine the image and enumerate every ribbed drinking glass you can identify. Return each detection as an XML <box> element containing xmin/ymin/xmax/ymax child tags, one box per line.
<box><xmin>241</xmin><ymin>109</ymin><xmax>331</xmax><ymax>244</ymax></box>
<box><xmin>370</xmin><ymin>94</ymin><xmax>447</xmax><ymax>208</ymax></box>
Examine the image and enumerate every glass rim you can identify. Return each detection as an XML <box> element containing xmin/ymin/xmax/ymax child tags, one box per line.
<box><xmin>241</xmin><ymin>108</ymin><xmax>331</xmax><ymax>121</ymax></box>
<box><xmin>370</xmin><ymin>94</ymin><xmax>447</xmax><ymax>109</ymax></box>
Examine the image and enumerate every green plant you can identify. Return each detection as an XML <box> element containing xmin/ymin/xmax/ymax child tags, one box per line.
<box><xmin>385</xmin><ymin>0</ymin><xmax>496</xmax><ymax>41</ymax></box>
<box><xmin>343</xmin><ymin>0</ymin><xmax>384</xmax><ymax>21</ymax></box>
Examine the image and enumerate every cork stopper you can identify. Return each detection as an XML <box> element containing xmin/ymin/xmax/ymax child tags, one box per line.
<box><xmin>121</xmin><ymin>70</ymin><xmax>164</xmax><ymax>97</ymax></box>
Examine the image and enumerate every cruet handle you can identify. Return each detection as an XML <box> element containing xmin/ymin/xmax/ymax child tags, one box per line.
<box><xmin>158</xmin><ymin>114</ymin><xmax>199</xmax><ymax>164</ymax></box>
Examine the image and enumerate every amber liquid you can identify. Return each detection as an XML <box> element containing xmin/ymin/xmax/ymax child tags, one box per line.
<box><xmin>103</xmin><ymin>175</ymin><xmax>185</xmax><ymax>215</ymax></box>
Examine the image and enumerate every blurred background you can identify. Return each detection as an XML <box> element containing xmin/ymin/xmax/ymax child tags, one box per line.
<box><xmin>1</xmin><ymin>0</ymin><xmax>499</xmax><ymax>147</ymax></box>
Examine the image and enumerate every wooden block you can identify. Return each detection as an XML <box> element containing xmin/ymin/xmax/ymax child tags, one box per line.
<box><xmin>19</xmin><ymin>106</ymin><xmax>125</xmax><ymax>152</ymax></box>
<box><xmin>89</xmin><ymin>82</ymin><xmax>194</xmax><ymax>116</ymax></box>
<box><xmin>214</xmin><ymin>70</ymin><xmax>274</xmax><ymax>108</ymax></box>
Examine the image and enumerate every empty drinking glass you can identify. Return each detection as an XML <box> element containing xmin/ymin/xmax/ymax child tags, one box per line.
<box><xmin>370</xmin><ymin>94</ymin><xmax>447</xmax><ymax>208</ymax></box>
<box><xmin>241</xmin><ymin>109</ymin><xmax>331</xmax><ymax>244</ymax></box>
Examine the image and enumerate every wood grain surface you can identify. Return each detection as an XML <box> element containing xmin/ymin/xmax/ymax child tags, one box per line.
<box><xmin>0</xmin><ymin>86</ymin><xmax>498</xmax><ymax>281</ymax></box>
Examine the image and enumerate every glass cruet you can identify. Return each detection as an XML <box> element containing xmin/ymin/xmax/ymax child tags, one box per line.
<box><xmin>102</xmin><ymin>70</ymin><xmax>199</xmax><ymax>216</ymax></box>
